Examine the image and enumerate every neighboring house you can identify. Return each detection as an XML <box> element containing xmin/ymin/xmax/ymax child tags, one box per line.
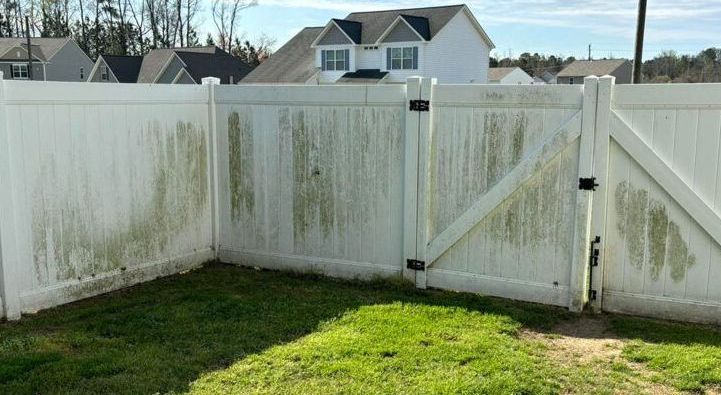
<box><xmin>243</xmin><ymin>4</ymin><xmax>495</xmax><ymax>85</ymax></box>
<box><xmin>540</xmin><ymin>71</ymin><xmax>557</xmax><ymax>84</ymax></box>
<box><xmin>89</xmin><ymin>46</ymin><xmax>253</xmax><ymax>84</ymax></box>
<box><xmin>488</xmin><ymin>67</ymin><xmax>533</xmax><ymax>84</ymax></box>
<box><xmin>0</xmin><ymin>37</ymin><xmax>93</xmax><ymax>81</ymax></box>
<box><xmin>556</xmin><ymin>59</ymin><xmax>632</xmax><ymax>84</ymax></box>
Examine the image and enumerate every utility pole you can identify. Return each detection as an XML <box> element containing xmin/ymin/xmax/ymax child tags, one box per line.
<box><xmin>632</xmin><ymin>0</ymin><xmax>647</xmax><ymax>84</ymax></box>
<box><xmin>25</xmin><ymin>16</ymin><xmax>33</xmax><ymax>80</ymax></box>
<box><xmin>588</xmin><ymin>44</ymin><xmax>592</xmax><ymax>61</ymax></box>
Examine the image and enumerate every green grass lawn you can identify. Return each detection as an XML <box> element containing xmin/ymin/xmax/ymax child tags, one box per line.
<box><xmin>1</xmin><ymin>263</ymin><xmax>720</xmax><ymax>394</ymax></box>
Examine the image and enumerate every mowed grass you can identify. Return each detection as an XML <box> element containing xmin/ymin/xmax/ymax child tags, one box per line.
<box><xmin>0</xmin><ymin>263</ymin><xmax>719</xmax><ymax>394</ymax></box>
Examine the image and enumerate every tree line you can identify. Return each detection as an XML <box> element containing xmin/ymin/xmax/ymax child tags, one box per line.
<box><xmin>0</xmin><ymin>0</ymin><xmax>274</xmax><ymax>65</ymax></box>
<box><xmin>492</xmin><ymin>48</ymin><xmax>721</xmax><ymax>83</ymax></box>
<box><xmin>641</xmin><ymin>48</ymin><xmax>721</xmax><ymax>83</ymax></box>
<box><xmin>491</xmin><ymin>52</ymin><xmax>577</xmax><ymax>78</ymax></box>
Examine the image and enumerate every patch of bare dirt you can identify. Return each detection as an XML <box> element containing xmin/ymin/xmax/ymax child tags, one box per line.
<box><xmin>523</xmin><ymin>316</ymin><xmax>679</xmax><ymax>395</ymax></box>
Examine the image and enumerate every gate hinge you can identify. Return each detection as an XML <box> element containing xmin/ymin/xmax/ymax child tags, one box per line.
<box><xmin>579</xmin><ymin>177</ymin><xmax>598</xmax><ymax>191</ymax></box>
<box><xmin>406</xmin><ymin>259</ymin><xmax>426</xmax><ymax>271</ymax></box>
<box><xmin>409</xmin><ymin>99</ymin><xmax>430</xmax><ymax>112</ymax></box>
<box><xmin>589</xmin><ymin>289</ymin><xmax>597</xmax><ymax>301</ymax></box>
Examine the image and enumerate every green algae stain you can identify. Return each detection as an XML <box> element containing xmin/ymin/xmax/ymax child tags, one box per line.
<box><xmin>291</xmin><ymin>109</ymin><xmax>307</xmax><ymax>243</ymax></box>
<box><xmin>228</xmin><ymin>111</ymin><xmax>255</xmax><ymax>221</ymax></box>
<box><xmin>31</xmin><ymin>121</ymin><xmax>209</xmax><ymax>285</ymax></box>
<box><xmin>484</xmin><ymin>111</ymin><xmax>507</xmax><ymax>187</ymax></box>
<box><xmin>510</xmin><ymin>112</ymin><xmax>527</xmax><ymax>165</ymax></box>
<box><xmin>615</xmin><ymin>181</ymin><xmax>695</xmax><ymax>282</ymax></box>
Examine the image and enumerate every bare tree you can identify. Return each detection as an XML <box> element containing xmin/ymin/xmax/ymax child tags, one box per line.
<box><xmin>211</xmin><ymin>0</ymin><xmax>256</xmax><ymax>52</ymax></box>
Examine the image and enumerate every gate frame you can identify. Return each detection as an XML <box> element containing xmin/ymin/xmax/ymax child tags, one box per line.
<box><xmin>402</xmin><ymin>76</ymin><xmax>608</xmax><ymax>311</ymax></box>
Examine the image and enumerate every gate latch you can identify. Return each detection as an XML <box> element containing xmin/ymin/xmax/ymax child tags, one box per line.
<box><xmin>590</xmin><ymin>236</ymin><xmax>601</xmax><ymax>267</ymax></box>
<box><xmin>406</xmin><ymin>259</ymin><xmax>426</xmax><ymax>271</ymax></box>
<box><xmin>579</xmin><ymin>177</ymin><xmax>598</xmax><ymax>191</ymax></box>
<box><xmin>409</xmin><ymin>100</ymin><xmax>430</xmax><ymax>112</ymax></box>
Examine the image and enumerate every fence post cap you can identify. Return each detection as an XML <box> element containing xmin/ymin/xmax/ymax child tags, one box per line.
<box><xmin>202</xmin><ymin>77</ymin><xmax>221</xmax><ymax>85</ymax></box>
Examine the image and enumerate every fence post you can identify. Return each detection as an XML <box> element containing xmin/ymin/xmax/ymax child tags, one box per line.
<box><xmin>0</xmin><ymin>72</ymin><xmax>21</xmax><ymax>320</ymax></box>
<box><xmin>403</xmin><ymin>77</ymin><xmax>421</xmax><ymax>283</ymax></box>
<box><xmin>202</xmin><ymin>77</ymin><xmax>221</xmax><ymax>258</ymax></box>
<box><xmin>415</xmin><ymin>77</ymin><xmax>436</xmax><ymax>289</ymax></box>
<box><xmin>568</xmin><ymin>76</ymin><xmax>599</xmax><ymax>312</ymax></box>
<box><xmin>588</xmin><ymin>75</ymin><xmax>615</xmax><ymax>312</ymax></box>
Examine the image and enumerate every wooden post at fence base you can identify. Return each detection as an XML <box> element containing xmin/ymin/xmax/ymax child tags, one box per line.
<box><xmin>202</xmin><ymin>77</ymin><xmax>221</xmax><ymax>259</ymax></box>
<box><xmin>0</xmin><ymin>72</ymin><xmax>22</xmax><ymax>320</ymax></box>
<box><xmin>568</xmin><ymin>76</ymin><xmax>599</xmax><ymax>312</ymax></box>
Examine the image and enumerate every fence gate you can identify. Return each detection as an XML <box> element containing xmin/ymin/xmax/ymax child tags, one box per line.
<box><xmin>403</xmin><ymin>77</ymin><xmax>597</xmax><ymax>310</ymax></box>
<box><xmin>592</xmin><ymin>82</ymin><xmax>721</xmax><ymax>325</ymax></box>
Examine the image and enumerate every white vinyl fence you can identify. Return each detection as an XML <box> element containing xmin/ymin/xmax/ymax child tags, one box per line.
<box><xmin>0</xmin><ymin>79</ymin><xmax>214</xmax><ymax>320</ymax></box>
<box><xmin>2</xmin><ymin>75</ymin><xmax>720</xmax><ymax>325</ymax></box>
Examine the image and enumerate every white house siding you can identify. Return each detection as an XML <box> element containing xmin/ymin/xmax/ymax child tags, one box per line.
<box><xmin>424</xmin><ymin>11</ymin><xmax>490</xmax><ymax>84</ymax></box>
<box><xmin>316</xmin><ymin>45</ymin><xmax>356</xmax><ymax>83</ymax></box>
<box><xmin>355</xmin><ymin>46</ymin><xmax>381</xmax><ymax>70</ymax></box>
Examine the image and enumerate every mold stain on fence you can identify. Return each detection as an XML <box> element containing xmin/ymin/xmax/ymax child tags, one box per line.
<box><xmin>614</xmin><ymin>181</ymin><xmax>695</xmax><ymax>282</ymax></box>
<box><xmin>228</xmin><ymin>111</ymin><xmax>255</xmax><ymax>221</ymax></box>
<box><xmin>31</xmin><ymin>121</ymin><xmax>208</xmax><ymax>286</ymax></box>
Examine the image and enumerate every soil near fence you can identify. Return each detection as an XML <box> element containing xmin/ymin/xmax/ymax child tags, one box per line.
<box><xmin>1</xmin><ymin>263</ymin><xmax>720</xmax><ymax>394</ymax></box>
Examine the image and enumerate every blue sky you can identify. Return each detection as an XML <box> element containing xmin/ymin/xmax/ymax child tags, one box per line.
<box><xmin>205</xmin><ymin>0</ymin><xmax>721</xmax><ymax>60</ymax></box>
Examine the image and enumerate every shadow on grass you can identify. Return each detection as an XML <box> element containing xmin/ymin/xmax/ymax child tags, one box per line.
<box><xmin>0</xmin><ymin>262</ymin><xmax>576</xmax><ymax>394</ymax></box>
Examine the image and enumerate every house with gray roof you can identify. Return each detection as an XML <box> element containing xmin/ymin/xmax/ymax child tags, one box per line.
<box><xmin>556</xmin><ymin>59</ymin><xmax>632</xmax><ymax>85</ymax></box>
<box><xmin>243</xmin><ymin>4</ymin><xmax>495</xmax><ymax>85</ymax></box>
<box><xmin>0</xmin><ymin>37</ymin><xmax>93</xmax><ymax>81</ymax></box>
<box><xmin>488</xmin><ymin>67</ymin><xmax>534</xmax><ymax>85</ymax></box>
<box><xmin>88</xmin><ymin>46</ymin><xmax>253</xmax><ymax>84</ymax></box>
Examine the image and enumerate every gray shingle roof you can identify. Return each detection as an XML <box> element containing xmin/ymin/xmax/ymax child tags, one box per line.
<box><xmin>344</xmin><ymin>4</ymin><xmax>465</xmax><ymax>44</ymax></box>
<box><xmin>103</xmin><ymin>55</ymin><xmax>143</xmax><ymax>83</ymax></box>
<box><xmin>400</xmin><ymin>15</ymin><xmax>431</xmax><ymax>41</ymax></box>
<box><xmin>487</xmin><ymin>67</ymin><xmax>517</xmax><ymax>81</ymax></box>
<box><xmin>332</xmin><ymin>19</ymin><xmax>362</xmax><ymax>44</ymax></box>
<box><xmin>557</xmin><ymin>59</ymin><xmax>630</xmax><ymax>77</ymax></box>
<box><xmin>241</xmin><ymin>27</ymin><xmax>323</xmax><ymax>84</ymax></box>
<box><xmin>176</xmin><ymin>50</ymin><xmax>253</xmax><ymax>84</ymax></box>
<box><xmin>136</xmin><ymin>46</ymin><xmax>218</xmax><ymax>83</ymax></box>
<box><xmin>0</xmin><ymin>37</ymin><xmax>71</xmax><ymax>62</ymax></box>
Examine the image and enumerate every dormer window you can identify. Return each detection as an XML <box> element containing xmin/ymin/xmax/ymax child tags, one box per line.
<box><xmin>321</xmin><ymin>49</ymin><xmax>349</xmax><ymax>71</ymax></box>
<box><xmin>387</xmin><ymin>47</ymin><xmax>418</xmax><ymax>70</ymax></box>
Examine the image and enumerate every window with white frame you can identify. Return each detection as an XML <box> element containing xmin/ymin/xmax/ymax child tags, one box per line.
<box><xmin>11</xmin><ymin>63</ymin><xmax>28</xmax><ymax>79</ymax></box>
<box><xmin>100</xmin><ymin>65</ymin><xmax>109</xmax><ymax>81</ymax></box>
<box><xmin>80</xmin><ymin>67</ymin><xmax>85</xmax><ymax>80</ymax></box>
<box><xmin>321</xmin><ymin>49</ymin><xmax>349</xmax><ymax>71</ymax></box>
<box><xmin>569</xmin><ymin>77</ymin><xmax>575</xmax><ymax>85</ymax></box>
<box><xmin>387</xmin><ymin>47</ymin><xmax>418</xmax><ymax>70</ymax></box>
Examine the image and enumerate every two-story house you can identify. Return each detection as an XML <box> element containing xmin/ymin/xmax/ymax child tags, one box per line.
<box><xmin>242</xmin><ymin>4</ymin><xmax>494</xmax><ymax>84</ymax></box>
<box><xmin>0</xmin><ymin>37</ymin><xmax>93</xmax><ymax>81</ymax></box>
<box><xmin>88</xmin><ymin>46</ymin><xmax>253</xmax><ymax>84</ymax></box>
